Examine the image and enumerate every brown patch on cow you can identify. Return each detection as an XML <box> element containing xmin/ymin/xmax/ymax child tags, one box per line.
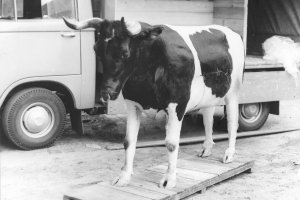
<box><xmin>155</xmin><ymin>66</ymin><xmax>164</xmax><ymax>82</ymax></box>
<box><xmin>166</xmin><ymin>141</ymin><xmax>176</xmax><ymax>152</ymax></box>
<box><xmin>124</xmin><ymin>139</ymin><xmax>129</xmax><ymax>150</ymax></box>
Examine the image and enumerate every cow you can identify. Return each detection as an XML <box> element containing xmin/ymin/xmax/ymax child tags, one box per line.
<box><xmin>63</xmin><ymin>17</ymin><xmax>245</xmax><ymax>189</ymax></box>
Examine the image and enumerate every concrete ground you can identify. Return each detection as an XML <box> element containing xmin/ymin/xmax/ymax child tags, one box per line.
<box><xmin>1</xmin><ymin>100</ymin><xmax>300</xmax><ymax>200</ymax></box>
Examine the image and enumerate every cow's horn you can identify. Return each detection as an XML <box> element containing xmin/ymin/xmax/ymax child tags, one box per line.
<box><xmin>63</xmin><ymin>17</ymin><xmax>104</xmax><ymax>30</ymax></box>
<box><xmin>125</xmin><ymin>21</ymin><xmax>142</xmax><ymax>35</ymax></box>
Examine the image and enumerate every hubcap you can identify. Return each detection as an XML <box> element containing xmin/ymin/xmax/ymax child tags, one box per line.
<box><xmin>21</xmin><ymin>103</ymin><xmax>55</xmax><ymax>138</ymax></box>
<box><xmin>240</xmin><ymin>103</ymin><xmax>262</xmax><ymax>123</ymax></box>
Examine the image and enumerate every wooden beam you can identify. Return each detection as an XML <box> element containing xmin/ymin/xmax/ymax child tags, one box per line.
<box><xmin>106</xmin><ymin>127</ymin><xmax>300</xmax><ymax>150</ymax></box>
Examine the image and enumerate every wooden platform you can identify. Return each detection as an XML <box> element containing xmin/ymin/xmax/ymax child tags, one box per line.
<box><xmin>64</xmin><ymin>157</ymin><xmax>254</xmax><ymax>200</ymax></box>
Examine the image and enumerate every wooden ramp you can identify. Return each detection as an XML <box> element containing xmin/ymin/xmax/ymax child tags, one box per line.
<box><xmin>64</xmin><ymin>157</ymin><xmax>254</xmax><ymax>200</ymax></box>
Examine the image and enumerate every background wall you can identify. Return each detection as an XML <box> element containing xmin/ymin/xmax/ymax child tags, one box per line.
<box><xmin>115</xmin><ymin>0</ymin><xmax>213</xmax><ymax>26</ymax></box>
<box><xmin>95</xmin><ymin>0</ymin><xmax>214</xmax><ymax>26</ymax></box>
<box><xmin>213</xmin><ymin>0</ymin><xmax>246</xmax><ymax>36</ymax></box>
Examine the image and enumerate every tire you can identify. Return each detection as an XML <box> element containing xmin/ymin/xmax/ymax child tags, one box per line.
<box><xmin>2</xmin><ymin>88</ymin><xmax>66</xmax><ymax>150</ymax></box>
<box><xmin>238</xmin><ymin>102</ymin><xmax>270</xmax><ymax>132</ymax></box>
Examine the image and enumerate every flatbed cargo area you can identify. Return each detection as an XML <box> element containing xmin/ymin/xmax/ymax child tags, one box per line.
<box><xmin>245</xmin><ymin>56</ymin><xmax>284</xmax><ymax>70</ymax></box>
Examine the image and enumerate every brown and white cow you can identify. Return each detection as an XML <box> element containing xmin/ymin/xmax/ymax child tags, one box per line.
<box><xmin>63</xmin><ymin>17</ymin><xmax>245</xmax><ymax>189</ymax></box>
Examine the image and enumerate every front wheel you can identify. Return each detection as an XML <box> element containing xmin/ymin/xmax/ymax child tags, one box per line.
<box><xmin>2</xmin><ymin>88</ymin><xmax>66</xmax><ymax>150</ymax></box>
<box><xmin>238</xmin><ymin>102</ymin><xmax>270</xmax><ymax>131</ymax></box>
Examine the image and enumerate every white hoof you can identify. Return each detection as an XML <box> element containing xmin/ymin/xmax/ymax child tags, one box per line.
<box><xmin>223</xmin><ymin>148</ymin><xmax>235</xmax><ymax>163</ymax></box>
<box><xmin>197</xmin><ymin>140</ymin><xmax>214</xmax><ymax>157</ymax></box>
<box><xmin>112</xmin><ymin>171</ymin><xmax>132</xmax><ymax>187</ymax></box>
<box><xmin>159</xmin><ymin>173</ymin><xmax>176</xmax><ymax>189</ymax></box>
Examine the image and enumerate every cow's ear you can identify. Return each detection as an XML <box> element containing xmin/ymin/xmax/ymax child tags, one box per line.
<box><xmin>139</xmin><ymin>26</ymin><xmax>163</xmax><ymax>39</ymax></box>
<box><xmin>148</xmin><ymin>26</ymin><xmax>163</xmax><ymax>39</ymax></box>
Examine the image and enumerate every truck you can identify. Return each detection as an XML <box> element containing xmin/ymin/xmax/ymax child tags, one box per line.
<box><xmin>1</xmin><ymin>0</ymin><xmax>299</xmax><ymax>150</ymax></box>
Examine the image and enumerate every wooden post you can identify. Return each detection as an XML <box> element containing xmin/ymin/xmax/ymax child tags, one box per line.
<box><xmin>243</xmin><ymin>0</ymin><xmax>249</xmax><ymax>54</ymax></box>
<box><xmin>102</xmin><ymin>0</ymin><xmax>116</xmax><ymax>20</ymax></box>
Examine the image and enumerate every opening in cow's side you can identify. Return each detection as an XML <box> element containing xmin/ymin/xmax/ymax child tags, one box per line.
<box><xmin>246</xmin><ymin>0</ymin><xmax>300</xmax><ymax>56</ymax></box>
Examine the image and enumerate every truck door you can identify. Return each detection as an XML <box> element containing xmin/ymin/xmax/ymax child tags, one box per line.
<box><xmin>0</xmin><ymin>0</ymin><xmax>81</xmax><ymax>79</ymax></box>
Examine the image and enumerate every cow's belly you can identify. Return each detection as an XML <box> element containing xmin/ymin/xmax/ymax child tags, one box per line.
<box><xmin>185</xmin><ymin>76</ymin><xmax>223</xmax><ymax>113</ymax></box>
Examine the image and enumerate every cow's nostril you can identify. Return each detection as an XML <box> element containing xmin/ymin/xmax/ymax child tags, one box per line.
<box><xmin>99</xmin><ymin>97</ymin><xmax>107</xmax><ymax>105</ymax></box>
<box><xmin>122</xmin><ymin>51</ymin><xmax>130</xmax><ymax>59</ymax></box>
<box><xmin>99</xmin><ymin>90</ymin><xmax>110</xmax><ymax>104</ymax></box>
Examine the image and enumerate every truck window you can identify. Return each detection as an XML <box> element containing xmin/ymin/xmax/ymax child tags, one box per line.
<box><xmin>16</xmin><ymin>0</ymin><xmax>76</xmax><ymax>19</ymax></box>
<box><xmin>0</xmin><ymin>0</ymin><xmax>15</xmax><ymax>20</ymax></box>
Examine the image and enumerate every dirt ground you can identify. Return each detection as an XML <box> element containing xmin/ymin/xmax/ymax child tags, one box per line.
<box><xmin>1</xmin><ymin>100</ymin><xmax>300</xmax><ymax>200</ymax></box>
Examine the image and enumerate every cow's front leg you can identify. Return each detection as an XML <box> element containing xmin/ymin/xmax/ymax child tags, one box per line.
<box><xmin>198</xmin><ymin>107</ymin><xmax>215</xmax><ymax>157</ymax></box>
<box><xmin>112</xmin><ymin>100</ymin><xmax>142</xmax><ymax>186</ymax></box>
<box><xmin>159</xmin><ymin>103</ymin><xmax>183</xmax><ymax>189</ymax></box>
<box><xmin>223</xmin><ymin>95</ymin><xmax>239</xmax><ymax>163</ymax></box>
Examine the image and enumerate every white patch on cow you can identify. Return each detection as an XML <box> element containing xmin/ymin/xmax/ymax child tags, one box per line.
<box><xmin>210</xmin><ymin>25</ymin><xmax>244</xmax><ymax>163</ymax></box>
<box><xmin>113</xmin><ymin>99</ymin><xmax>142</xmax><ymax>186</ymax></box>
<box><xmin>159</xmin><ymin>103</ymin><xmax>183</xmax><ymax>189</ymax></box>
<box><xmin>105</xmin><ymin>37</ymin><xmax>112</xmax><ymax>42</ymax></box>
<box><xmin>197</xmin><ymin>107</ymin><xmax>215</xmax><ymax>157</ymax></box>
<box><xmin>155</xmin><ymin>66</ymin><xmax>165</xmax><ymax>82</ymax></box>
<box><xmin>126</xmin><ymin>21</ymin><xmax>142</xmax><ymax>36</ymax></box>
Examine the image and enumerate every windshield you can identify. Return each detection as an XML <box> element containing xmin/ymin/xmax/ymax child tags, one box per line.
<box><xmin>0</xmin><ymin>0</ymin><xmax>76</xmax><ymax>20</ymax></box>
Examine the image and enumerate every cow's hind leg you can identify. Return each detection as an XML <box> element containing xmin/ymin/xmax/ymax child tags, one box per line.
<box><xmin>159</xmin><ymin>103</ymin><xmax>183</xmax><ymax>189</ymax></box>
<box><xmin>112</xmin><ymin>100</ymin><xmax>142</xmax><ymax>186</ymax></box>
<box><xmin>198</xmin><ymin>107</ymin><xmax>215</xmax><ymax>157</ymax></box>
<box><xmin>223</xmin><ymin>94</ymin><xmax>239</xmax><ymax>163</ymax></box>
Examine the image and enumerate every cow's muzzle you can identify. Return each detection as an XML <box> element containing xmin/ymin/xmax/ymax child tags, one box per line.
<box><xmin>99</xmin><ymin>91</ymin><xmax>110</xmax><ymax>104</ymax></box>
<box><xmin>99</xmin><ymin>90</ymin><xmax>119</xmax><ymax>104</ymax></box>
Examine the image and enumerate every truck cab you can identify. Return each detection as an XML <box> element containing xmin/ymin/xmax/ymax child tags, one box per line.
<box><xmin>0</xmin><ymin>0</ymin><xmax>96</xmax><ymax>149</ymax></box>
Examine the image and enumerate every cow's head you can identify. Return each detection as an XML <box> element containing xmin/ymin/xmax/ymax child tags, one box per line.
<box><xmin>63</xmin><ymin>17</ymin><xmax>162</xmax><ymax>103</ymax></box>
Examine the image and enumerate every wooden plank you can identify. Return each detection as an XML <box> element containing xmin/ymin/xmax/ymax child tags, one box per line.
<box><xmin>184</xmin><ymin>156</ymin><xmax>246</xmax><ymax>169</ymax></box>
<box><xmin>214</xmin><ymin>0</ymin><xmax>245</xmax><ymax>8</ymax></box>
<box><xmin>173</xmin><ymin>160</ymin><xmax>254</xmax><ymax>199</ymax></box>
<box><xmin>64</xmin><ymin>157</ymin><xmax>254</xmax><ymax>200</ymax></box>
<box><xmin>149</xmin><ymin>165</ymin><xmax>215</xmax><ymax>181</ymax></box>
<box><xmin>214</xmin><ymin>18</ymin><xmax>244</xmax><ymax>35</ymax></box>
<box><xmin>106</xmin><ymin>127</ymin><xmax>300</xmax><ymax>150</ymax></box>
<box><xmin>64</xmin><ymin>183</ymin><xmax>151</xmax><ymax>200</ymax></box>
<box><xmin>117</xmin><ymin>0</ymin><xmax>213</xmax><ymax>13</ymax></box>
<box><xmin>115</xmin><ymin>12</ymin><xmax>213</xmax><ymax>26</ymax></box>
<box><xmin>213</xmin><ymin>7</ymin><xmax>244</xmax><ymax>20</ymax></box>
<box><xmin>223</xmin><ymin>18</ymin><xmax>244</xmax><ymax>34</ymax></box>
<box><xmin>102</xmin><ymin>0</ymin><xmax>116</xmax><ymax>20</ymax></box>
<box><xmin>130</xmin><ymin>177</ymin><xmax>177</xmax><ymax>196</ymax></box>
<box><xmin>213</xmin><ymin>18</ymin><xmax>224</xmax><ymax>26</ymax></box>
<box><xmin>98</xmin><ymin>181</ymin><xmax>169</xmax><ymax>200</ymax></box>
<box><xmin>173</xmin><ymin>156</ymin><xmax>245</xmax><ymax>171</ymax></box>
<box><xmin>176</xmin><ymin>159</ymin><xmax>232</xmax><ymax>175</ymax></box>
<box><xmin>245</xmin><ymin>56</ymin><xmax>283</xmax><ymax>69</ymax></box>
<box><xmin>135</xmin><ymin>169</ymin><xmax>199</xmax><ymax>192</ymax></box>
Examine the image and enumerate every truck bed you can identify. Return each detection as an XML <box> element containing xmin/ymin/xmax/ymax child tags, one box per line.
<box><xmin>245</xmin><ymin>56</ymin><xmax>283</xmax><ymax>70</ymax></box>
<box><xmin>240</xmin><ymin>55</ymin><xmax>300</xmax><ymax>104</ymax></box>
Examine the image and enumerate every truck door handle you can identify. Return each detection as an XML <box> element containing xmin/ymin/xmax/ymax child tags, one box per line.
<box><xmin>61</xmin><ymin>33</ymin><xmax>76</xmax><ymax>38</ymax></box>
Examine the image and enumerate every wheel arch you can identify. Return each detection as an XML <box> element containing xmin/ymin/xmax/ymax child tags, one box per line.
<box><xmin>1</xmin><ymin>81</ymin><xmax>76</xmax><ymax>114</ymax></box>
